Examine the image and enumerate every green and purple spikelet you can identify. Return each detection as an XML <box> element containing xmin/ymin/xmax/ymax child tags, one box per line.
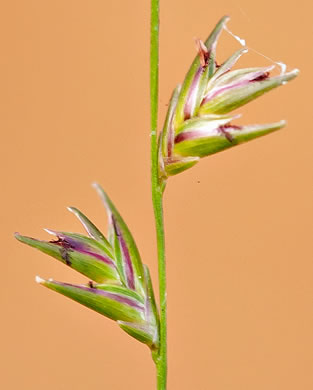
<box><xmin>158</xmin><ymin>16</ymin><xmax>299</xmax><ymax>181</ymax></box>
<box><xmin>15</xmin><ymin>184</ymin><xmax>159</xmax><ymax>351</ymax></box>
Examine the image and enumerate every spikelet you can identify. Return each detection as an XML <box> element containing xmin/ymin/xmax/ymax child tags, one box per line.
<box><xmin>158</xmin><ymin>16</ymin><xmax>299</xmax><ymax>182</ymax></box>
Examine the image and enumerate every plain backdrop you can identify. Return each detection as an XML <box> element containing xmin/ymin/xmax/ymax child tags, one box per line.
<box><xmin>1</xmin><ymin>1</ymin><xmax>312</xmax><ymax>389</ymax></box>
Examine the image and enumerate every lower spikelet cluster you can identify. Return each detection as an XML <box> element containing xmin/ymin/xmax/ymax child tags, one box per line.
<box><xmin>15</xmin><ymin>184</ymin><xmax>159</xmax><ymax>351</ymax></box>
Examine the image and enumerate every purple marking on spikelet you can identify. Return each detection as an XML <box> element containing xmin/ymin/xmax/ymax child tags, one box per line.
<box><xmin>175</xmin><ymin>124</ymin><xmax>242</xmax><ymax>144</ymax></box>
<box><xmin>175</xmin><ymin>130</ymin><xmax>205</xmax><ymax>143</ymax></box>
<box><xmin>184</xmin><ymin>67</ymin><xmax>203</xmax><ymax>120</ymax></box>
<box><xmin>112</xmin><ymin>216</ymin><xmax>135</xmax><ymax>290</ymax></box>
<box><xmin>167</xmin><ymin>120</ymin><xmax>175</xmax><ymax>158</ymax></box>
<box><xmin>52</xmin><ymin>280</ymin><xmax>143</xmax><ymax>310</ymax></box>
<box><xmin>202</xmin><ymin>70</ymin><xmax>271</xmax><ymax>104</ymax></box>
<box><xmin>202</xmin><ymin>80</ymin><xmax>249</xmax><ymax>103</ymax></box>
<box><xmin>51</xmin><ymin>235</ymin><xmax>115</xmax><ymax>267</ymax></box>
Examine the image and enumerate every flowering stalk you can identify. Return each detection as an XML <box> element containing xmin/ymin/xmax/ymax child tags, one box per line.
<box><xmin>15</xmin><ymin>6</ymin><xmax>298</xmax><ymax>390</ymax></box>
<box><xmin>150</xmin><ymin>0</ymin><xmax>167</xmax><ymax>389</ymax></box>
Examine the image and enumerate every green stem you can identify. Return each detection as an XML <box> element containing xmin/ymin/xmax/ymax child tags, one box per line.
<box><xmin>150</xmin><ymin>0</ymin><xmax>167</xmax><ymax>389</ymax></box>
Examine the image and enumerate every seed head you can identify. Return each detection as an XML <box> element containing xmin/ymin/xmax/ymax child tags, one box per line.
<box><xmin>158</xmin><ymin>16</ymin><xmax>299</xmax><ymax>182</ymax></box>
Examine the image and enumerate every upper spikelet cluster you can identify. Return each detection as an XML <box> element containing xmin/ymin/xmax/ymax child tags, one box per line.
<box><xmin>158</xmin><ymin>16</ymin><xmax>298</xmax><ymax>182</ymax></box>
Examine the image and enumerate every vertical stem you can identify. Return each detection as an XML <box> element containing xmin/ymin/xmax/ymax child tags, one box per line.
<box><xmin>150</xmin><ymin>1</ymin><xmax>167</xmax><ymax>389</ymax></box>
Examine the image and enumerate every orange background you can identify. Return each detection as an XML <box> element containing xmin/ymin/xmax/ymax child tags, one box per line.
<box><xmin>1</xmin><ymin>1</ymin><xmax>312</xmax><ymax>389</ymax></box>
